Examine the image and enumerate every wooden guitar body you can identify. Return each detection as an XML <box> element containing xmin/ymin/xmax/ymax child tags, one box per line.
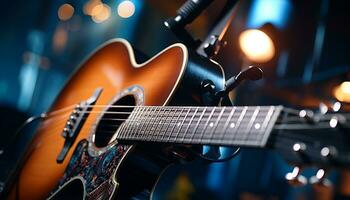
<box><xmin>8</xmin><ymin>39</ymin><xmax>225</xmax><ymax>199</ymax></box>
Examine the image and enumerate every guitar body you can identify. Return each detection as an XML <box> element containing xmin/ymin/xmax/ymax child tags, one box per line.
<box><xmin>8</xmin><ymin>39</ymin><xmax>225</xmax><ymax>199</ymax></box>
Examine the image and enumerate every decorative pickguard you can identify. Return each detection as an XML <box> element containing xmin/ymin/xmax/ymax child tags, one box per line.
<box><xmin>51</xmin><ymin>140</ymin><xmax>130</xmax><ymax>199</ymax></box>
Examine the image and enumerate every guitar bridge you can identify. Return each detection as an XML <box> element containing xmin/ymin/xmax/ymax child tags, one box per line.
<box><xmin>56</xmin><ymin>88</ymin><xmax>103</xmax><ymax>163</ymax></box>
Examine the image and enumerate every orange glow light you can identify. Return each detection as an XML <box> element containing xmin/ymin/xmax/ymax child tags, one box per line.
<box><xmin>334</xmin><ymin>81</ymin><xmax>350</xmax><ymax>103</ymax></box>
<box><xmin>58</xmin><ymin>3</ymin><xmax>74</xmax><ymax>21</ymax></box>
<box><xmin>239</xmin><ymin>29</ymin><xmax>275</xmax><ymax>63</ymax></box>
<box><xmin>84</xmin><ymin>0</ymin><xmax>102</xmax><ymax>16</ymax></box>
<box><xmin>91</xmin><ymin>4</ymin><xmax>111</xmax><ymax>23</ymax></box>
<box><xmin>117</xmin><ymin>1</ymin><xmax>135</xmax><ymax>18</ymax></box>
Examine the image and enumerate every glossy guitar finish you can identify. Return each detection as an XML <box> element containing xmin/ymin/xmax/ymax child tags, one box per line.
<box><xmin>8</xmin><ymin>38</ymin><xmax>225</xmax><ymax>199</ymax></box>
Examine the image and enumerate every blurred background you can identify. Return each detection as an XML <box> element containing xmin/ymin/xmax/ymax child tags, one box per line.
<box><xmin>0</xmin><ymin>0</ymin><xmax>349</xmax><ymax>199</ymax></box>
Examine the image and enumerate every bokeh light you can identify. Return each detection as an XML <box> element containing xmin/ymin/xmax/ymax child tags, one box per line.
<box><xmin>84</xmin><ymin>0</ymin><xmax>102</xmax><ymax>16</ymax></box>
<box><xmin>239</xmin><ymin>29</ymin><xmax>275</xmax><ymax>63</ymax></box>
<box><xmin>333</xmin><ymin>81</ymin><xmax>350</xmax><ymax>103</ymax></box>
<box><xmin>117</xmin><ymin>1</ymin><xmax>135</xmax><ymax>18</ymax></box>
<box><xmin>58</xmin><ymin>3</ymin><xmax>74</xmax><ymax>21</ymax></box>
<box><xmin>91</xmin><ymin>4</ymin><xmax>111</xmax><ymax>23</ymax></box>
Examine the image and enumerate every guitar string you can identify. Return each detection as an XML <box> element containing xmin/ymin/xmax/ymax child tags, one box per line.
<box><xmin>32</xmin><ymin>105</ymin><xmax>347</xmax><ymax>144</ymax></box>
<box><xmin>41</xmin><ymin>111</ymin><xmax>347</xmax><ymax>128</ymax></box>
<box><xmin>39</xmin><ymin>115</ymin><xmax>339</xmax><ymax>143</ymax></box>
<box><xmin>39</xmin><ymin>105</ymin><xmax>347</xmax><ymax>123</ymax></box>
<box><xmin>36</xmin><ymin>104</ymin><xmax>346</xmax><ymax>132</ymax></box>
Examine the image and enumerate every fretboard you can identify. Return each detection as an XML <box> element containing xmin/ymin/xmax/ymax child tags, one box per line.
<box><xmin>116</xmin><ymin>106</ymin><xmax>283</xmax><ymax>147</ymax></box>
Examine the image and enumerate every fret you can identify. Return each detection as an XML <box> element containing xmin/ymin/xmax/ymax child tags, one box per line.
<box><xmin>241</xmin><ymin>106</ymin><xmax>260</xmax><ymax>145</ymax></box>
<box><xmin>171</xmin><ymin>108</ymin><xmax>191</xmax><ymax>143</ymax></box>
<box><xmin>166</xmin><ymin>108</ymin><xmax>184</xmax><ymax>142</ymax></box>
<box><xmin>117</xmin><ymin>107</ymin><xmax>132</xmax><ymax>139</ymax></box>
<box><xmin>209</xmin><ymin>107</ymin><xmax>226</xmax><ymax>141</ymax></box>
<box><xmin>141</xmin><ymin>106</ymin><xmax>154</xmax><ymax>141</ymax></box>
<box><xmin>116</xmin><ymin>120</ymin><xmax>127</xmax><ymax>140</ymax></box>
<box><xmin>134</xmin><ymin>106</ymin><xmax>147</xmax><ymax>140</ymax></box>
<box><xmin>180</xmin><ymin>107</ymin><xmax>199</xmax><ymax>143</ymax></box>
<box><xmin>231</xmin><ymin>107</ymin><xmax>256</xmax><ymax>142</ymax></box>
<box><xmin>224</xmin><ymin>106</ymin><xmax>247</xmax><ymax>144</ymax></box>
<box><xmin>159</xmin><ymin>107</ymin><xmax>176</xmax><ymax>142</ymax></box>
<box><xmin>133</xmin><ymin>106</ymin><xmax>145</xmax><ymax>139</ymax></box>
<box><xmin>149</xmin><ymin>106</ymin><xmax>163</xmax><ymax>141</ymax></box>
<box><xmin>192</xmin><ymin>107</ymin><xmax>213</xmax><ymax>143</ymax></box>
<box><xmin>202</xmin><ymin>107</ymin><xmax>225</xmax><ymax>143</ymax></box>
<box><xmin>216</xmin><ymin>107</ymin><xmax>236</xmax><ymax>143</ymax></box>
<box><xmin>260</xmin><ymin>106</ymin><xmax>280</xmax><ymax>146</ymax></box>
<box><xmin>187</xmin><ymin>107</ymin><xmax>207</xmax><ymax>144</ymax></box>
<box><xmin>246</xmin><ymin>106</ymin><xmax>272</xmax><ymax>145</ymax></box>
<box><xmin>195</xmin><ymin>107</ymin><xmax>216</xmax><ymax>144</ymax></box>
<box><xmin>123</xmin><ymin>107</ymin><xmax>140</xmax><ymax>140</ymax></box>
<box><xmin>116</xmin><ymin>106</ymin><xmax>282</xmax><ymax>148</ymax></box>
<box><xmin>176</xmin><ymin>107</ymin><xmax>196</xmax><ymax>143</ymax></box>
<box><xmin>154</xmin><ymin>107</ymin><xmax>169</xmax><ymax>142</ymax></box>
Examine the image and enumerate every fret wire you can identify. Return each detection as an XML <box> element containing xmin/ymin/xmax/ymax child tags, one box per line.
<box><xmin>241</xmin><ymin>106</ymin><xmax>260</xmax><ymax>144</ymax></box>
<box><xmin>189</xmin><ymin>107</ymin><xmax>207</xmax><ymax>143</ymax></box>
<box><xmin>161</xmin><ymin>107</ymin><xmax>176</xmax><ymax>142</ymax></box>
<box><xmin>133</xmin><ymin>106</ymin><xmax>145</xmax><ymax>139</ymax></box>
<box><xmin>227</xmin><ymin>106</ymin><xmax>247</xmax><ymax>143</ymax></box>
<box><xmin>154</xmin><ymin>107</ymin><xmax>167</xmax><ymax>142</ymax></box>
<box><xmin>173</xmin><ymin>108</ymin><xmax>191</xmax><ymax>143</ymax></box>
<box><xmin>178</xmin><ymin>107</ymin><xmax>200</xmax><ymax>143</ymax></box>
<box><xmin>246</xmin><ymin>107</ymin><xmax>269</xmax><ymax>144</ymax></box>
<box><xmin>124</xmin><ymin>106</ymin><xmax>140</xmax><ymax>139</ymax></box>
<box><xmin>208</xmin><ymin>107</ymin><xmax>226</xmax><ymax>142</ymax></box>
<box><xmin>116</xmin><ymin>120</ymin><xmax>127</xmax><ymax>139</ymax></box>
<box><xmin>166</xmin><ymin>108</ymin><xmax>184</xmax><ymax>142</ymax></box>
<box><xmin>158</xmin><ymin>107</ymin><xmax>174</xmax><ymax>142</ymax></box>
<box><xmin>219</xmin><ymin>107</ymin><xmax>236</xmax><ymax>141</ymax></box>
<box><xmin>142</xmin><ymin>106</ymin><xmax>154</xmax><ymax>141</ymax></box>
<box><xmin>259</xmin><ymin>106</ymin><xmax>277</xmax><ymax>146</ymax></box>
<box><xmin>118</xmin><ymin>107</ymin><xmax>132</xmax><ymax>139</ymax></box>
<box><xmin>180</xmin><ymin>107</ymin><xmax>199</xmax><ymax>143</ymax></box>
<box><xmin>199</xmin><ymin>107</ymin><xmax>216</xmax><ymax>143</ymax></box>
<box><xmin>150</xmin><ymin>106</ymin><xmax>163</xmax><ymax>141</ymax></box>
<box><xmin>135</xmin><ymin>106</ymin><xmax>147</xmax><ymax>140</ymax></box>
<box><xmin>116</xmin><ymin>106</ymin><xmax>278</xmax><ymax>146</ymax></box>
<box><xmin>206</xmin><ymin>111</ymin><xmax>274</xmax><ymax>144</ymax></box>
<box><xmin>149</xmin><ymin>106</ymin><xmax>162</xmax><ymax>141</ymax></box>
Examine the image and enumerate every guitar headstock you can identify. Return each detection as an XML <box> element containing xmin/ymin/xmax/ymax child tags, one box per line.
<box><xmin>271</xmin><ymin>103</ymin><xmax>350</xmax><ymax>185</ymax></box>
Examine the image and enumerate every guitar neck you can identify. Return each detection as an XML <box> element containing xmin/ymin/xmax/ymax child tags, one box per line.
<box><xmin>116</xmin><ymin>106</ymin><xmax>283</xmax><ymax>147</ymax></box>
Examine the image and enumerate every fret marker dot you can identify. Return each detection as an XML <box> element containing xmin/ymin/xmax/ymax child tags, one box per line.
<box><xmin>254</xmin><ymin>123</ymin><xmax>261</xmax><ymax>129</ymax></box>
<box><xmin>230</xmin><ymin>123</ymin><xmax>235</xmax><ymax>128</ymax></box>
<box><xmin>209</xmin><ymin>122</ymin><xmax>214</xmax><ymax>127</ymax></box>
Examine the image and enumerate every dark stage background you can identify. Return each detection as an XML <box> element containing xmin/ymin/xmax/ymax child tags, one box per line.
<box><xmin>0</xmin><ymin>0</ymin><xmax>349</xmax><ymax>199</ymax></box>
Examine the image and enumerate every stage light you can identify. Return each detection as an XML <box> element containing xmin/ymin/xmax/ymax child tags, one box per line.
<box><xmin>333</xmin><ymin>81</ymin><xmax>350</xmax><ymax>103</ymax></box>
<box><xmin>239</xmin><ymin>29</ymin><xmax>275</xmax><ymax>63</ymax></box>
<box><xmin>117</xmin><ymin>0</ymin><xmax>135</xmax><ymax>18</ymax></box>
<box><xmin>91</xmin><ymin>4</ymin><xmax>111</xmax><ymax>23</ymax></box>
<box><xmin>58</xmin><ymin>3</ymin><xmax>74</xmax><ymax>21</ymax></box>
<box><xmin>84</xmin><ymin>0</ymin><xmax>102</xmax><ymax>16</ymax></box>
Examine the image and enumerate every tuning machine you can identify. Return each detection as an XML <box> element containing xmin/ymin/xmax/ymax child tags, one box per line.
<box><xmin>285</xmin><ymin>166</ymin><xmax>307</xmax><ymax>186</ymax></box>
<box><xmin>310</xmin><ymin>168</ymin><xmax>332</xmax><ymax>186</ymax></box>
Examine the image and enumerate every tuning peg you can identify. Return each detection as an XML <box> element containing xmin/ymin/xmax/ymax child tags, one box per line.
<box><xmin>285</xmin><ymin>166</ymin><xmax>307</xmax><ymax>186</ymax></box>
<box><xmin>299</xmin><ymin>109</ymin><xmax>315</xmax><ymax>124</ymax></box>
<box><xmin>310</xmin><ymin>169</ymin><xmax>333</xmax><ymax>200</ymax></box>
<box><xmin>310</xmin><ymin>169</ymin><xmax>332</xmax><ymax>188</ymax></box>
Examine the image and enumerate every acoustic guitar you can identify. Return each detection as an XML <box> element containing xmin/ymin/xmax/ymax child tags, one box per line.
<box><xmin>4</xmin><ymin>39</ymin><xmax>350</xmax><ymax>199</ymax></box>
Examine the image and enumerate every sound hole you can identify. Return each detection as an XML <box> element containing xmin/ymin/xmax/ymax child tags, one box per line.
<box><xmin>94</xmin><ymin>95</ymin><xmax>136</xmax><ymax>148</ymax></box>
